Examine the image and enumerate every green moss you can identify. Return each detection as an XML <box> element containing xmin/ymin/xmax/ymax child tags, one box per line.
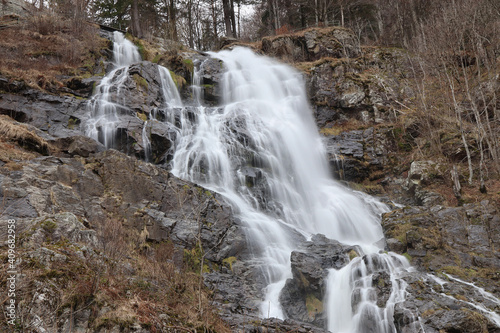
<box><xmin>137</xmin><ymin>112</ymin><xmax>148</xmax><ymax>122</ymax></box>
<box><xmin>320</xmin><ymin>127</ymin><xmax>342</xmax><ymax>136</ymax></box>
<box><xmin>348</xmin><ymin>249</ymin><xmax>359</xmax><ymax>260</ymax></box>
<box><xmin>305</xmin><ymin>294</ymin><xmax>323</xmax><ymax>319</ymax></box>
<box><xmin>152</xmin><ymin>54</ymin><xmax>162</xmax><ymax>63</ymax></box>
<box><xmin>402</xmin><ymin>252</ymin><xmax>412</xmax><ymax>262</ymax></box>
<box><xmin>132</xmin><ymin>74</ymin><xmax>148</xmax><ymax>91</ymax></box>
<box><xmin>222</xmin><ymin>256</ymin><xmax>237</xmax><ymax>272</ymax></box>
<box><xmin>183</xmin><ymin>59</ymin><xmax>194</xmax><ymax>73</ymax></box>
<box><xmin>169</xmin><ymin>70</ymin><xmax>187</xmax><ymax>89</ymax></box>
<box><xmin>388</xmin><ymin>223</ymin><xmax>412</xmax><ymax>246</ymax></box>
<box><xmin>298</xmin><ymin>271</ymin><xmax>310</xmax><ymax>288</ymax></box>
<box><xmin>41</xmin><ymin>219</ymin><xmax>57</xmax><ymax>233</ymax></box>
<box><xmin>68</xmin><ymin>118</ymin><xmax>77</xmax><ymax>129</ymax></box>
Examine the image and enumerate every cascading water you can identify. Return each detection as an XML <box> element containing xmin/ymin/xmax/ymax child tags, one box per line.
<box><xmin>168</xmin><ymin>46</ymin><xmax>413</xmax><ymax>330</ymax></box>
<box><xmin>85</xmin><ymin>32</ymin><xmax>142</xmax><ymax>147</ymax></box>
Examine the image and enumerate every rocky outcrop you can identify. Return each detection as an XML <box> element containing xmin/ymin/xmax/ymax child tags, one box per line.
<box><xmin>382</xmin><ymin>202</ymin><xmax>500</xmax><ymax>332</ymax></box>
<box><xmin>402</xmin><ymin>160</ymin><xmax>445</xmax><ymax>206</ymax></box>
<box><xmin>324</xmin><ymin>127</ymin><xmax>390</xmax><ymax>182</ymax></box>
<box><xmin>1</xmin><ymin>149</ymin><xmax>245</xmax><ymax>261</ymax></box>
<box><xmin>306</xmin><ymin>50</ymin><xmax>408</xmax><ymax>127</ymax></box>
<box><xmin>262</xmin><ymin>27</ymin><xmax>360</xmax><ymax>62</ymax></box>
<box><xmin>279</xmin><ymin>235</ymin><xmax>354</xmax><ymax>327</ymax></box>
<box><xmin>0</xmin><ymin>88</ymin><xmax>86</xmax><ymax>138</ymax></box>
<box><xmin>382</xmin><ymin>202</ymin><xmax>500</xmax><ymax>288</ymax></box>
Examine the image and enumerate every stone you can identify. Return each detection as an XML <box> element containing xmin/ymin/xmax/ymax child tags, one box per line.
<box><xmin>279</xmin><ymin>234</ymin><xmax>353</xmax><ymax>327</ymax></box>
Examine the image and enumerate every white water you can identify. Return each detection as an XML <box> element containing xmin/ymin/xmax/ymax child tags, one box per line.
<box><xmin>84</xmin><ymin>32</ymin><xmax>181</xmax><ymax>154</ymax></box>
<box><xmin>85</xmin><ymin>32</ymin><xmax>142</xmax><ymax>147</ymax></box>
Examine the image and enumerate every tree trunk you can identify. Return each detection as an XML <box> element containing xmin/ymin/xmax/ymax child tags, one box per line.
<box><xmin>315</xmin><ymin>0</ymin><xmax>319</xmax><ymax>26</ymax></box>
<box><xmin>237</xmin><ymin>0</ymin><xmax>241</xmax><ymax>38</ymax></box>
<box><xmin>340</xmin><ymin>4</ymin><xmax>344</xmax><ymax>27</ymax></box>
<box><xmin>166</xmin><ymin>0</ymin><xmax>178</xmax><ymax>41</ymax></box>
<box><xmin>230</xmin><ymin>0</ymin><xmax>237</xmax><ymax>38</ymax></box>
<box><xmin>222</xmin><ymin>0</ymin><xmax>232</xmax><ymax>36</ymax></box>
<box><xmin>187</xmin><ymin>0</ymin><xmax>194</xmax><ymax>48</ymax></box>
<box><xmin>212</xmin><ymin>0</ymin><xmax>218</xmax><ymax>43</ymax></box>
<box><xmin>300</xmin><ymin>4</ymin><xmax>306</xmax><ymax>28</ymax></box>
<box><xmin>131</xmin><ymin>0</ymin><xmax>143</xmax><ymax>38</ymax></box>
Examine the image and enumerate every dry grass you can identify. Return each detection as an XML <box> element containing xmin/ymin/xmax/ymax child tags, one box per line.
<box><xmin>0</xmin><ymin>115</ymin><xmax>50</xmax><ymax>155</ymax></box>
<box><xmin>0</xmin><ymin>213</ymin><xmax>231</xmax><ymax>333</ymax></box>
<box><xmin>319</xmin><ymin>118</ymin><xmax>368</xmax><ymax>136</ymax></box>
<box><xmin>0</xmin><ymin>13</ymin><xmax>104</xmax><ymax>91</ymax></box>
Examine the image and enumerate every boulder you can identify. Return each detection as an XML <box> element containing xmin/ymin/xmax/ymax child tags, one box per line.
<box><xmin>403</xmin><ymin>161</ymin><xmax>445</xmax><ymax>206</ymax></box>
<box><xmin>198</xmin><ymin>56</ymin><xmax>224</xmax><ymax>104</ymax></box>
<box><xmin>279</xmin><ymin>234</ymin><xmax>354</xmax><ymax>327</ymax></box>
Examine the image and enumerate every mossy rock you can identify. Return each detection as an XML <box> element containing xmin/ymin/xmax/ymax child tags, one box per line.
<box><xmin>305</xmin><ymin>294</ymin><xmax>323</xmax><ymax>319</ymax></box>
<box><xmin>132</xmin><ymin>74</ymin><xmax>148</xmax><ymax>91</ymax></box>
<box><xmin>222</xmin><ymin>256</ymin><xmax>237</xmax><ymax>272</ymax></box>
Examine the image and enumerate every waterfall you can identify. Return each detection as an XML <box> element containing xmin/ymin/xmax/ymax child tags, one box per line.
<box><xmin>169</xmin><ymin>46</ymin><xmax>412</xmax><ymax>330</ymax></box>
<box><xmin>84</xmin><ymin>32</ymin><xmax>142</xmax><ymax>147</ymax></box>
<box><xmin>85</xmin><ymin>34</ymin><xmax>415</xmax><ymax>330</ymax></box>
<box><xmin>112</xmin><ymin>31</ymin><xmax>141</xmax><ymax>67</ymax></box>
<box><xmin>84</xmin><ymin>32</ymin><xmax>181</xmax><ymax>153</ymax></box>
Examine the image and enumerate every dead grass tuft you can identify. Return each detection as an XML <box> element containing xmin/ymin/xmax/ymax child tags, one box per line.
<box><xmin>0</xmin><ymin>115</ymin><xmax>50</xmax><ymax>155</ymax></box>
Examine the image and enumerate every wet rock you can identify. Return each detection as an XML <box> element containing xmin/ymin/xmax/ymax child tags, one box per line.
<box><xmin>198</xmin><ymin>56</ymin><xmax>224</xmax><ymax>104</ymax></box>
<box><xmin>324</xmin><ymin>127</ymin><xmax>389</xmax><ymax>182</ymax></box>
<box><xmin>394</xmin><ymin>271</ymin><xmax>500</xmax><ymax>333</ymax></box>
<box><xmin>279</xmin><ymin>234</ymin><xmax>353</xmax><ymax>327</ymax></box>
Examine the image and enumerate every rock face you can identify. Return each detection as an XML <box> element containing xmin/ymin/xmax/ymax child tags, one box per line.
<box><xmin>1</xmin><ymin>150</ymin><xmax>245</xmax><ymax>262</ymax></box>
<box><xmin>0</xmin><ymin>88</ymin><xmax>86</xmax><ymax>139</ymax></box>
<box><xmin>324</xmin><ymin>127</ymin><xmax>390</xmax><ymax>182</ymax></box>
<box><xmin>382</xmin><ymin>202</ymin><xmax>500</xmax><ymax>332</ymax></box>
<box><xmin>262</xmin><ymin>27</ymin><xmax>360</xmax><ymax>62</ymax></box>
<box><xmin>383</xmin><ymin>202</ymin><xmax>500</xmax><ymax>283</ymax></box>
<box><xmin>305</xmin><ymin>47</ymin><xmax>410</xmax><ymax>127</ymax></box>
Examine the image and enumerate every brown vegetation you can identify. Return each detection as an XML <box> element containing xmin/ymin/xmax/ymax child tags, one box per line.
<box><xmin>0</xmin><ymin>11</ymin><xmax>106</xmax><ymax>91</ymax></box>
<box><xmin>0</xmin><ymin>213</ymin><xmax>230</xmax><ymax>332</ymax></box>
<box><xmin>0</xmin><ymin>115</ymin><xmax>50</xmax><ymax>155</ymax></box>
